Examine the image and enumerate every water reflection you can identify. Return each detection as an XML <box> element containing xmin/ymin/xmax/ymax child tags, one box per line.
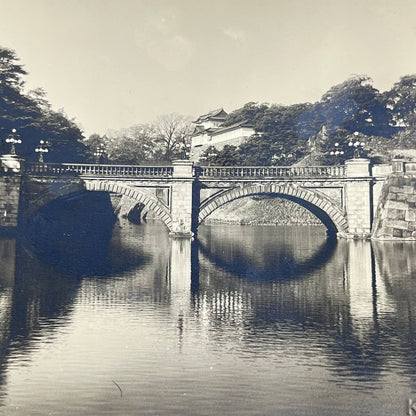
<box><xmin>0</xmin><ymin>239</ymin><xmax>15</xmax><ymax>401</ymax></box>
<box><xmin>0</xmin><ymin>224</ymin><xmax>415</xmax><ymax>414</ymax></box>
<box><xmin>197</xmin><ymin>225</ymin><xmax>338</xmax><ymax>280</ymax></box>
<box><xmin>372</xmin><ymin>241</ymin><xmax>416</xmax><ymax>380</ymax></box>
<box><xmin>0</xmin><ymin>239</ymin><xmax>81</xmax><ymax>403</ymax></box>
<box><xmin>194</xmin><ymin>232</ymin><xmax>412</xmax><ymax>386</ymax></box>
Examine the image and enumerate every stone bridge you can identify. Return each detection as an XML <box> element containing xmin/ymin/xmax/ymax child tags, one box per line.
<box><xmin>0</xmin><ymin>155</ymin><xmax>394</xmax><ymax>239</ymax></box>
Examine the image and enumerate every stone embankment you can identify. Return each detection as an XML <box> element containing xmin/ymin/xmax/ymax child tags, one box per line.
<box><xmin>373</xmin><ymin>172</ymin><xmax>416</xmax><ymax>240</ymax></box>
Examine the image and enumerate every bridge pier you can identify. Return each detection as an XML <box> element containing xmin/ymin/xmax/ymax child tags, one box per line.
<box><xmin>0</xmin><ymin>155</ymin><xmax>24</xmax><ymax>233</ymax></box>
<box><xmin>169</xmin><ymin>160</ymin><xmax>194</xmax><ymax>238</ymax></box>
<box><xmin>345</xmin><ymin>158</ymin><xmax>372</xmax><ymax>238</ymax></box>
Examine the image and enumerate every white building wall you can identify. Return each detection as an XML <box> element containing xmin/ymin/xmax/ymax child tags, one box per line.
<box><xmin>210</xmin><ymin>127</ymin><xmax>254</xmax><ymax>144</ymax></box>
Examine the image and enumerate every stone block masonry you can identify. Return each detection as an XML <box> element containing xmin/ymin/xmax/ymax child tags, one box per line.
<box><xmin>0</xmin><ymin>155</ymin><xmax>24</xmax><ymax>230</ymax></box>
<box><xmin>169</xmin><ymin>160</ymin><xmax>195</xmax><ymax>237</ymax></box>
<box><xmin>0</xmin><ymin>175</ymin><xmax>22</xmax><ymax>228</ymax></box>
<box><xmin>345</xmin><ymin>180</ymin><xmax>372</xmax><ymax>236</ymax></box>
<box><xmin>372</xmin><ymin>173</ymin><xmax>416</xmax><ymax>240</ymax></box>
<box><xmin>344</xmin><ymin>159</ymin><xmax>372</xmax><ymax>238</ymax></box>
<box><xmin>170</xmin><ymin>180</ymin><xmax>194</xmax><ymax>237</ymax></box>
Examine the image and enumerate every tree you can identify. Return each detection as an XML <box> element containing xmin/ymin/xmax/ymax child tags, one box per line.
<box><xmin>104</xmin><ymin>124</ymin><xmax>157</xmax><ymax>164</ymax></box>
<box><xmin>153</xmin><ymin>113</ymin><xmax>193</xmax><ymax>161</ymax></box>
<box><xmin>383</xmin><ymin>75</ymin><xmax>416</xmax><ymax>127</ymax></box>
<box><xmin>318</xmin><ymin>76</ymin><xmax>394</xmax><ymax>137</ymax></box>
<box><xmin>200</xmin><ymin>145</ymin><xmax>240</xmax><ymax>166</ymax></box>
<box><xmin>0</xmin><ymin>46</ymin><xmax>86</xmax><ymax>162</ymax></box>
<box><xmin>210</xmin><ymin>102</ymin><xmax>309</xmax><ymax>166</ymax></box>
<box><xmin>99</xmin><ymin>113</ymin><xmax>193</xmax><ymax>164</ymax></box>
<box><xmin>0</xmin><ymin>47</ymin><xmax>26</xmax><ymax>88</ymax></box>
<box><xmin>222</xmin><ymin>102</ymin><xmax>269</xmax><ymax>128</ymax></box>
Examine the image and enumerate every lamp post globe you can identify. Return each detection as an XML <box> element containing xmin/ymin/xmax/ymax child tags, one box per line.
<box><xmin>35</xmin><ymin>140</ymin><xmax>49</xmax><ymax>163</ymax></box>
<box><xmin>348</xmin><ymin>132</ymin><xmax>365</xmax><ymax>158</ymax></box>
<box><xmin>5</xmin><ymin>129</ymin><xmax>22</xmax><ymax>155</ymax></box>
<box><xmin>93</xmin><ymin>145</ymin><xmax>105</xmax><ymax>164</ymax></box>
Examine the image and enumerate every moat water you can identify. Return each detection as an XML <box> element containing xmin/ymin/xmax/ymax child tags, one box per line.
<box><xmin>0</xmin><ymin>222</ymin><xmax>416</xmax><ymax>415</ymax></box>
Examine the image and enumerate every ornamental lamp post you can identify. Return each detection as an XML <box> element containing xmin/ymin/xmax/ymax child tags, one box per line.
<box><xmin>5</xmin><ymin>129</ymin><xmax>22</xmax><ymax>155</ymax></box>
<box><xmin>207</xmin><ymin>151</ymin><xmax>218</xmax><ymax>166</ymax></box>
<box><xmin>35</xmin><ymin>140</ymin><xmax>49</xmax><ymax>163</ymax></box>
<box><xmin>93</xmin><ymin>144</ymin><xmax>105</xmax><ymax>164</ymax></box>
<box><xmin>348</xmin><ymin>132</ymin><xmax>366</xmax><ymax>158</ymax></box>
<box><xmin>329</xmin><ymin>142</ymin><xmax>345</xmax><ymax>157</ymax></box>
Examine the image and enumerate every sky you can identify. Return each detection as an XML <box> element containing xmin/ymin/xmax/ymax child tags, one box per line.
<box><xmin>1</xmin><ymin>0</ymin><xmax>416</xmax><ymax>136</ymax></box>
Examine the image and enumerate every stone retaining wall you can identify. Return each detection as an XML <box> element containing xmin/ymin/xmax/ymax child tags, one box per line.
<box><xmin>203</xmin><ymin>196</ymin><xmax>323</xmax><ymax>226</ymax></box>
<box><xmin>372</xmin><ymin>173</ymin><xmax>416</xmax><ymax>240</ymax></box>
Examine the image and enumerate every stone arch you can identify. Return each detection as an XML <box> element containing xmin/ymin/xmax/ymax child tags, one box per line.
<box><xmin>23</xmin><ymin>179</ymin><xmax>173</xmax><ymax>231</ymax></box>
<box><xmin>198</xmin><ymin>183</ymin><xmax>348</xmax><ymax>237</ymax></box>
<box><xmin>83</xmin><ymin>180</ymin><xmax>173</xmax><ymax>230</ymax></box>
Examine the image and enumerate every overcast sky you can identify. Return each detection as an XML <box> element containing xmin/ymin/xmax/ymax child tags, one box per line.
<box><xmin>1</xmin><ymin>0</ymin><xmax>416</xmax><ymax>136</ymax></box>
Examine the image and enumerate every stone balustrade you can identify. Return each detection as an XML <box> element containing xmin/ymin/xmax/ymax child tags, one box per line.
<box><xmin>197</xmin><ymin>165</ymin><xmax>346</xmax><ymax>178</ymax></box>
<box><xmin>24</xmin><ymin>162</ymin><xmax>349</xmax><ymax>179</ymax></box>
<box><xmin>25</xmin><ymin>163</ymin><xmax>174</xmax><ymax>177</ymax></box>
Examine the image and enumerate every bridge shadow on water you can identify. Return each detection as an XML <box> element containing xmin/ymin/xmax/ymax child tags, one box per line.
<box><xmin>18</xmin><ymin>191</ymin><xmax>150</xmax><ymax>277</ymax></box>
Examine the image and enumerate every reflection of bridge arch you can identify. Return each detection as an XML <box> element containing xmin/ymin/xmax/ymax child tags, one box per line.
<box><xmin>198</xmin><ymin>184</ymin><xmax>348</xmax><ymax>236</ymax></box>
<box><xmin>23</xmin><ymin>180</ymin><xmax>173</xmax><ymax>231</ymax></box>
<box><xmin>197</xmin><ymin>232</ymin><xmax>339</xmax><ymax>281</ymax></box>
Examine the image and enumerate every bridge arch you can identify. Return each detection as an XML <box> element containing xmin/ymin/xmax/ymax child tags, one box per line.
<box><xmin>23</xmin><ymin>180</ymin><xmax>173</xmax><ymax>231</ymax></box>
<box><xmin>198</xmin><ymin>183</ymin><xmax>349</xmax><ymax>237</ymax></box>
<box><xmin>84</xmin><ymin>181</ymin><xmax>173</xmax><ymax>230</ymax></box>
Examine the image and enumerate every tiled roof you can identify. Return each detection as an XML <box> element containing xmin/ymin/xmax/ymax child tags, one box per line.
<box><xmin>194</xmin><ymin>108</ymin><xmax>228</xmax><ymax>123</ymax></box>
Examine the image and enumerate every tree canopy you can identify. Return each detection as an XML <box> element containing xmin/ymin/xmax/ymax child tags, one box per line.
<box><xmin>200</xmin><ymin>74</ymin><xmax>416</xmax><ymax>166</ymax></box>
<box><xmin>83</xmin><ymin>113</ymin><xmax>193</xmax><ymax>164</ymax></box>
<box><xmin>0</xmin><ymin>46</ymin><xmax>85</xmax><ymax>162</ymax></box>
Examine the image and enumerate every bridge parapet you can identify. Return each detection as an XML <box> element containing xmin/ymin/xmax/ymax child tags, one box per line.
<box><xmin>25</xmin><ymin>162</ymin><xmax>174</xmax><ymax>178</ymax></box>
<box><xmin>197</xmin><ymin>165</ymin><xmax>346</xmax><ymax>178</ymax></box>
<box><xmin>24</xmin><ymin>162</ymin><xmax>350</xmax><ymax>180</ymax></box>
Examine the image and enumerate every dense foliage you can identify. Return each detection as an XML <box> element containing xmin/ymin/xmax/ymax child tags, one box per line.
<box><xmin>0</xmin><ymin>46</ymin><xmax>85</xmax><ymax>162</ymax></box>
<box><xmin>200</xmin><ymin>75</ymin><xmax>416</xmax><ymax>166</ymax></box>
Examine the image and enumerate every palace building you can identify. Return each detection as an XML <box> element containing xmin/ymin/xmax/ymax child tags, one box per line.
<box><xmin>190</xmin><ymin>108</ymin><xmax>255</xmax><ymax>161</ymax></box>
